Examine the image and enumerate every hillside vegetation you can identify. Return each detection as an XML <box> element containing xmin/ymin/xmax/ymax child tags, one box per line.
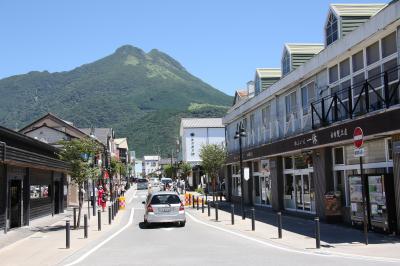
<box><xmin>0</xmin><ymin>45</ymin><xmax>232</xmax><ymax>157</ymax></box>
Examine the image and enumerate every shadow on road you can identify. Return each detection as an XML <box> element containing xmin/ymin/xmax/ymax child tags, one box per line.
<box><xmin>139</xmin><ymin>222</ymin><xmax>183</xmax><ymax>230</ymax></box>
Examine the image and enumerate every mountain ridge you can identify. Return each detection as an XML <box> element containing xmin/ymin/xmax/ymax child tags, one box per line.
<box><xmin>0</xmin><ymin>45</ymin><xmax>232</xmax><ymax>157</ymax></box>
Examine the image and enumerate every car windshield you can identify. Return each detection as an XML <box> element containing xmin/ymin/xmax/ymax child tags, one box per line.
<box><xmin>150</xmin><ymin>194</ymin><xmax>181</xmax><ymax>205</ymax></box>
<box><xmin>138</xmin><ymin>179</ymin><xmax>148</xmax><ymax>183</ymax></box>
<box><xmin>161</xmin><ymin>179</ymin><xmax>172</xmax><ymax>184</ymax></box>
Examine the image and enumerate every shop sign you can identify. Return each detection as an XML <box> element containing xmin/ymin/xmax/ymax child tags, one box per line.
<box><xmin>244</xmin><ymin>167</ymin><xmax>250</xmax><ymax>181</ymax></box>
<box><xmin>330</xmin><ymin>128</ymin><xmax>348</xmax><ymax>140</ymax></box>
<box><xmin>354</xmin><ymin>147</ymin><xmax>365</xmax><ymax>157</ymax></box>
<box><xmin>293</xmin><ymin>133</ymin><xmax>318</xmax><ymax>148</ymax></box>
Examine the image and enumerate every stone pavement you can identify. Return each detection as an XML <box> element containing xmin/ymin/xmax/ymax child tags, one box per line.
<box><xmin>186</xmin><ymin>196</ymin><xmax>400</xmax><ymax>261</ymax></box>
<box><xmin>0</xmin><ymin>186</ymin><xmax>135</xmax><ymax>266</ymax></box>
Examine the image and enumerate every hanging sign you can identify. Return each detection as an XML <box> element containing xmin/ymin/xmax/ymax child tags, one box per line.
<box><xmin>244</xmin><ymin>167</ymin><xmax>250</xmax><ymax>181</ymax></box>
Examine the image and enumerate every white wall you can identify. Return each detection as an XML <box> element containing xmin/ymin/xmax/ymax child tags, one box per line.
<box><xmin>182</xmin><ymin>127</ymin><xmax>225</xmax><ymax>163</ymax></box>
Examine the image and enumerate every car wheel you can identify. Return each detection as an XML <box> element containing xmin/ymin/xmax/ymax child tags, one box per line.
<box><xmin>179</xmin><ymin>221</ymin><xmax>186</xmax><ymax>227</ymax></box>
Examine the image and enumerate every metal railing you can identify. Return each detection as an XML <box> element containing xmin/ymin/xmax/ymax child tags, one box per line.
<box><xmin>311</xmin><ymin>65</ymin><xmax>400</xmax><ymax>129</ymax></box>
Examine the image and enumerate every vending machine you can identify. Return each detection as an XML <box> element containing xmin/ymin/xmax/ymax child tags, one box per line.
<box><xmin>349</xmin><ymin>174</ymin><xmax>397</xmax><ymax>233</ymax></box>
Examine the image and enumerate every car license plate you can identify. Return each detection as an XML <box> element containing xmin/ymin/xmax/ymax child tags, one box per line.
<box><xmin>159</xmin><ymin>207</ymin><xmax>171</xmax><ymax>212</ymax></box>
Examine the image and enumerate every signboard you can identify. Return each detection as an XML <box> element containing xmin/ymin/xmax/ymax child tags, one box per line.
<box><xmin>353</xmin><ymin>127</ymin><xmax>364</xmax><ymax>148</ymax></box>
<box><xmin>354</xmin><ymin>148</ymin><xmax>365</xmax><ymax>157</ymax></box>
<box><xmin>244</xmin><ymin>167</ymin><xmax>250</xmax><ymax>181</ymax></box>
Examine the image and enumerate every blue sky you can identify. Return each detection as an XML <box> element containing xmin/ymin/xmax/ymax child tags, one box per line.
<box><xmin>0</xmin><ymin>0</ymin><xmax>388</xmax><ymax>96</ymax></box>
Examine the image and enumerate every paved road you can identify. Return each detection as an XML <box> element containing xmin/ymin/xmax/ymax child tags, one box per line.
<box><xmin>60</xmin><ymin>189</ymin><xmax>396</xmax><ymax>266</ymax></box>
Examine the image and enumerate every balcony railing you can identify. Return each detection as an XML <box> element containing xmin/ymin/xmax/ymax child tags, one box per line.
<box><xmin>311</xmin><ymin>65</ymin><xmax>400</xmax><ymax>129</ymax></box>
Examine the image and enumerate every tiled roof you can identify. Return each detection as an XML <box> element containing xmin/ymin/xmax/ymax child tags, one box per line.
<box><xmin>114</xmin><ymin>138</ymin><xmax>128</xmax><ymax>149</ymax></box>
<box><xmin>285</xmin><ymin>43</ymin><xmax>324</xmax><ymax>54</ymax></box>
<box><xmin>256</xmin><ymin>68</ymin><xmax>282</xmax><ymax>79</ymax></box>
<box><xmin>330</xmin><ymin>3</ymin><xmax>386</xmax><ymax>17</ymax></box>
<box><xmin>236</xmin><ymin>90</ymin><xmax>248</xmax><ymax>97</ymax></box>
<box><xmin>80</xmin><ymin>128</ymin><xmax>112</xmax><ymax>146</ymax></box>
<box><xmin>181</xmin><ymin>118</ymin><xmax>224</xmax><ymax>128</ymax></box>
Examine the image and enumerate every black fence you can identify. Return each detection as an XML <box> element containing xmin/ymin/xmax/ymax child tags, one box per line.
<box><xmin>311</xmin><ymin>65</ymin><xmax>400</xmax><ymax>129</ymax></box>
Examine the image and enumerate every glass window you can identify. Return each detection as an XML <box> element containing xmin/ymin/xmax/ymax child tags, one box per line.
<box><xmin>284</xmin><ymin>156</ymin><xmax>293</xmax><ymax>169</ymax></box>
<box><xmin>353</xmin><ymin>72</ymin><xmax>365</xmax><ymax>95</ymax></box>
<box><xmin>294</xmin><ymin>154</ymin><xmax>308</xmax><ymax>169</ymax></box>
<box><xmin>340</xmin><ymin>58</ymin><xmax>350</xmax><ymax>78</ymax></box>
<box><xmin>352</xmin><ymin>51</ymin><xmax>364</xmax><ymax>72</ymax></box>
<box><xmin>382</xmin><ymin>32</ymin><xmax>397</xmax><ymax>58</ymax></box>
<box><xmin>262</xmin><ymin>105</ymin><xmax>271</xmax><ymax>129</ymax></box>
<box><xmin>383</xmin><ymin>58</ymin><xmax>398</xmax><ymax>82</ymax></box>
<box><xmin>301</xmin><ymin>82</ymin><xmax>315</xmax><ymax>114</ymax></box>
<box><xmin>326</xmin><ymin>12</ymin><xmax>338</xmax><ymax>46</ymax></box>
<box><xmin>282</xmin><ymin>51</ymin><xmax>291</xmax><ymax>76</ymax></box>
<box><xmin>30</xmin><ymin>185</ymin><xmax>49</xmax><ymax>199</ymax></box>
<box><xmin>329</xmin><ymin>65</ymin><xmax>339</xmax><ymax>83</ymax></box>
<box><xmin>285</xmin><ymin>91</ymin><xmax>297</xmax><ymax>122</ymax></box>
<box><xmin>253</xmin><ymin>161</ymin><xmax>259</xmax><ymax>172</ymax></box>
<box><xmin>334</xmin><ymin>147</ymin><xmax>344</xmax><ymax>165</ymax></box>
<box><xmin>366</xmin><ymin>41</ymin><xmax>380</xmax><ymax>65</ymax></box>
<box><xmin>368</xmin><ymin>66</ymin><xmax>382</xmax><ymax>88</ymax></box>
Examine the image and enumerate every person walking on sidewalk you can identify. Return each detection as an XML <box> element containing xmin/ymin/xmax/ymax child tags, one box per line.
<box><xmin>97</xmin><ymin>186</ymin><xmax>107</xmax><ymax>212</ymax></box>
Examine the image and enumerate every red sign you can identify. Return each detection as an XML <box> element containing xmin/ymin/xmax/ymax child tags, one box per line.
<box><xmin>353</xmin><ymin>127</ymin><xmax>364</xmax><ymax>148</ymax></box>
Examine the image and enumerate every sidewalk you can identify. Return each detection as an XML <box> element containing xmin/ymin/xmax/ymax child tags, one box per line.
<box><xmin>186</xmin><ymin>197</ymin><xmax>400</xmax><ymax>261</ymax></box>
<box><xmin>0</xmin><ymin>187</ymin><xmax>135</xmax><ymax>266</ymax></box>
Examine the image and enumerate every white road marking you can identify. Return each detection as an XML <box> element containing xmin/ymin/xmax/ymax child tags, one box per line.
<box><xmin>64</xmin><ymin>207</ymin><xmax>135</xmax><ymax>266</ymax></box>
<box><xmin>128</xmin><ymin>190</ymin><xmax>137</xmax><ymax>204</ymax></box>
<box><xmin>186</xmin><ymin>212</ymin><xmax>400</xmax><ymax>264</ymax></box>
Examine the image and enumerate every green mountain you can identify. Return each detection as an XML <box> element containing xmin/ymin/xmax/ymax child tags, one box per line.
<box><xmin>0</xmin><ymin>45</ymin><xmax>232</xmax><ymax>157</ymax></box>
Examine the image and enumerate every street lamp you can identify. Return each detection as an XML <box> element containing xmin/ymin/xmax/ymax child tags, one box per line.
<box><xmin>234</xmin><ymin>122</ymin><xmax>246</xmax><ymax>220</ymax></box>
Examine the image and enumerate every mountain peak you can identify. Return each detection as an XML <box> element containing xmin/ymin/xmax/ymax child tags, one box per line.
<box><xmin>115</xmin><ymin>45</ymin><xmax>145</xmax><ymax>56</ymax></box>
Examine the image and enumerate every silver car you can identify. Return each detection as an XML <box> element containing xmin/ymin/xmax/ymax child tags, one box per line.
<box><xmin>143</xmin><ymin>191</ymin><xmax>186</xmax><ymax>227</ymax></box>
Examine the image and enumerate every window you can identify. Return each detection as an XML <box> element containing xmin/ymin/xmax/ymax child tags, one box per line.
<box><xmin>285</xmin><ymin>91</ymin><xmax>297</xmax><ymax>122</ymax></box>
<box><xmin>301</xmin><ymin>82</ymin><xmax>315</xmax><ymax>114</ymax></box>
<box><xmin>253</xmin><ymin>161</ymin><xmax>259</xmax><ymax>172</ymax></box>
<box><xmin>30</xmin><ymin>185</ymin><xmax>49</xmax><ymax>199</ymax></box>
<box><xmin>387</xmin><ymin>139</ymin><xmax>393</xmax><ymax>161</ymax></box>
<box><xmin>282</xmin><ymin>50</ymin><xmax>291</xmax><ymax>76</ymax></box>
<box><xmin>382</xmin><ymin>32</ymin><xmax>397</xmax><ymax>58</ymax></box>
<box><xmin>383</xmin><ymin>58</ymin><xmax>398</xmax><ymax>82</ymax></box>
<box><xmin>284</xmin><ymin>156</ymin><xmax>293</xmax><ymax>169</ymax></box>
<box><xmin>366</xmin><ymin>41</ymin><xmax>380</xmax><ymax>65</ymax></box>
<box><xmin>352</xmin><ymin>51</ymin><xmax>364</xmax><ymax>72</ymax></box>
<box><xmin>334</xmin><ymin>147</ymin><xmax>344</xmax><ymax>165</ymax></box>
<box><xmin>250</xmin><ymin>113</ymin><xmax>255</xmax><ymax>145</ymax></box>
<box><xmin>329</xmin><ymin>65</ymin><xmax>339</xmax><ymax>83</ymax></box>
<box><xmin>340</xmin><ymin>58</ymin><xmax>350</xmax><ymax>78</ymax></box>
<box><xmin>262</xmin><ymin>105</ymin><xmax>271</xmax><ymax>129</ymax></box>
<box><xmin>326</xmin><ymin>12</ymin><xmax>338</xmax><ymax>46</ymax></box>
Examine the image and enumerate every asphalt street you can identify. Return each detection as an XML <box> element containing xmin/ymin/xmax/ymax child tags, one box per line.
<box><xmin>59</xmin><ymin>188</ymin><xmax>397</xmax><ymax>266</ymax></box>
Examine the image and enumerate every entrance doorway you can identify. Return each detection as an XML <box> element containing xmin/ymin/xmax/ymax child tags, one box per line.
<box><xmin>284</xmin><ymin>171</ymin><xmax>315</xmax><ymax>213</ymax></box>
<box><xmin>254</xmin><ymin>175</ymin><xmax>272</xmax><ymax>206</ymax></box>
<box><xmin>9</xmin><ymin>180</ymin><xmax>22</xmax><ymax>229</ymax></box>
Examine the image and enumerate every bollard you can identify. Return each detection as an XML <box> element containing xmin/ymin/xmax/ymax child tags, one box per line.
<box><xmin>84</xmin><ymin>214</ymin><xmax>88</xmax><ymax>239</ymax></box>
<box><xmin>315</xmin><ymin>217</ymin><xmax>320</xmax><ymax>249</ymax></box>
<box><xmin>73</xmin><ymin>207</ymin><xmax>77</xmax><ymax>229</ymax></box>
<box><xmin>196</xmin><ymin>197</ymin><xmax>199</xmax><ymax>210</ymax></box>
<box><xmin>66</xmin><ymin>220</ymin><xmax>70</xmax><ymax>249</ymax></box>
<box><xmin>109</xmin><ymin>206</ymin><xmax>112</xmax><ymax>224</ymax></box>
<box><xmin>277</xmin><ymin>212</ymin><xmax>282</xmax><ymax>239</ymax></box>
<box><xmin>220</xmin><ymin>194</ymin><xmax>222</xmax><ymax>202</ymax></box>
<box><xmin>231</xmin><ymin>204</ymin><xmax>235</xmax><ymax>225</ymax></box>
<box><xmin>202</xmin><ymin>197</ymin><xmax>204</xmax><ymax>213</ymax></box>
<box><xmin>207</xmin><ymin>201</ymin><xmax>211</xmax><ymax>217</ymax></box>
<box><xmin>192</xmin><ymin>195</ymin><xmax>195</xmax><ymax>209</ymax></box>
<box><xmin>98</xmin><ymin>210</ymin><xmax>101</xmax><ymax>231</ymax></box>
<box><xmin>251</xmin><ymin>208</ymin><xmax>255</xmax><ymax>231</ymax></box>
<box><xmin>112</xmin><ymin>204</ymin><xmax>115</xmax><ymax>220</ymax></box>
<box><xmin>215</xmin><ymin>202</ymin><xmax>219</xmax><ymax>221</ymax></box>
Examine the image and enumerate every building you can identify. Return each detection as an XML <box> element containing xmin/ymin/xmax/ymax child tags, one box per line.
<box><xmin>0</xmin><ymin>125</ymin><xmax>69</xmax><ymax>233</ymax></box>
<box><xmin>134</xmin><ymin>159</ymin><xmax>143</xmax><ymax>178</ymax></box>
<box><xmin>18</xmin><ymin>114</ymin><xmax>112</xmax><ymax>204</ymax></box>
<box><xmin>179</xmin><ymin>118</ymin><xmax>225</xmax><ymax>189</ymax></box>
<box><xmin>143</xmin><ymin>156</ymin><xmax>160</xmax><ymax>177</ymax></box>
<box><xmin>223</xmin><ymin>2</ymin><xmax>400</xmax><ymax>234</ymax></box>
<box><xmin>114</xmin><ymin>138</ymin><xmax>129</xmax><ymax>164</ymax></box>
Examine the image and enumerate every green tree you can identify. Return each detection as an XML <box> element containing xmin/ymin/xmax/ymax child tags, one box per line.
<box><xmin>164</xmin><ymin>164</ymin><xmax>173</xmax><ymax>178</ymax></box>
<box><xmin>179</xmin><ymin>162</ymin><xmax>192</xmax><ymax>180</ymax></box>
<box><xmin>199</xmin><ymin>144</ymin><xmax>227</xmax><ymax>202</ymax></box>
<box><xmin>59</xmin><ymin>138</ymin><xmax>101</xmax><ymax>227</ymax></box>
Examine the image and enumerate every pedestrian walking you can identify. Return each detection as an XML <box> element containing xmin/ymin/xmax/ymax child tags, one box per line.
<box><xmin>121</xmin><ymin>184</ymin><xmax>126</xmax><ymax>196</ymax></box>
<box><xmin>97</xmin><ymin>186</ymin><xmax>107</xmax><ymax>212</ymax></box>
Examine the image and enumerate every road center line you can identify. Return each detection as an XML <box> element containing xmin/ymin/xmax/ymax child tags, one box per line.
<box><xmin>186</xmin><ymin>212</ymin><xmax>400</xmax><ymax>264</ymax></box>
<box><xmin>64</xmin><ymin>207</ymin><xmax>135</xmax><ymax>266</ymax></box>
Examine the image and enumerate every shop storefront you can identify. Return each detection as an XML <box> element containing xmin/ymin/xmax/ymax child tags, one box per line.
<box><xmin>253</xmin><ymin>159</ymin><xmax>272</xmax><ymax>206</ymax></box>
